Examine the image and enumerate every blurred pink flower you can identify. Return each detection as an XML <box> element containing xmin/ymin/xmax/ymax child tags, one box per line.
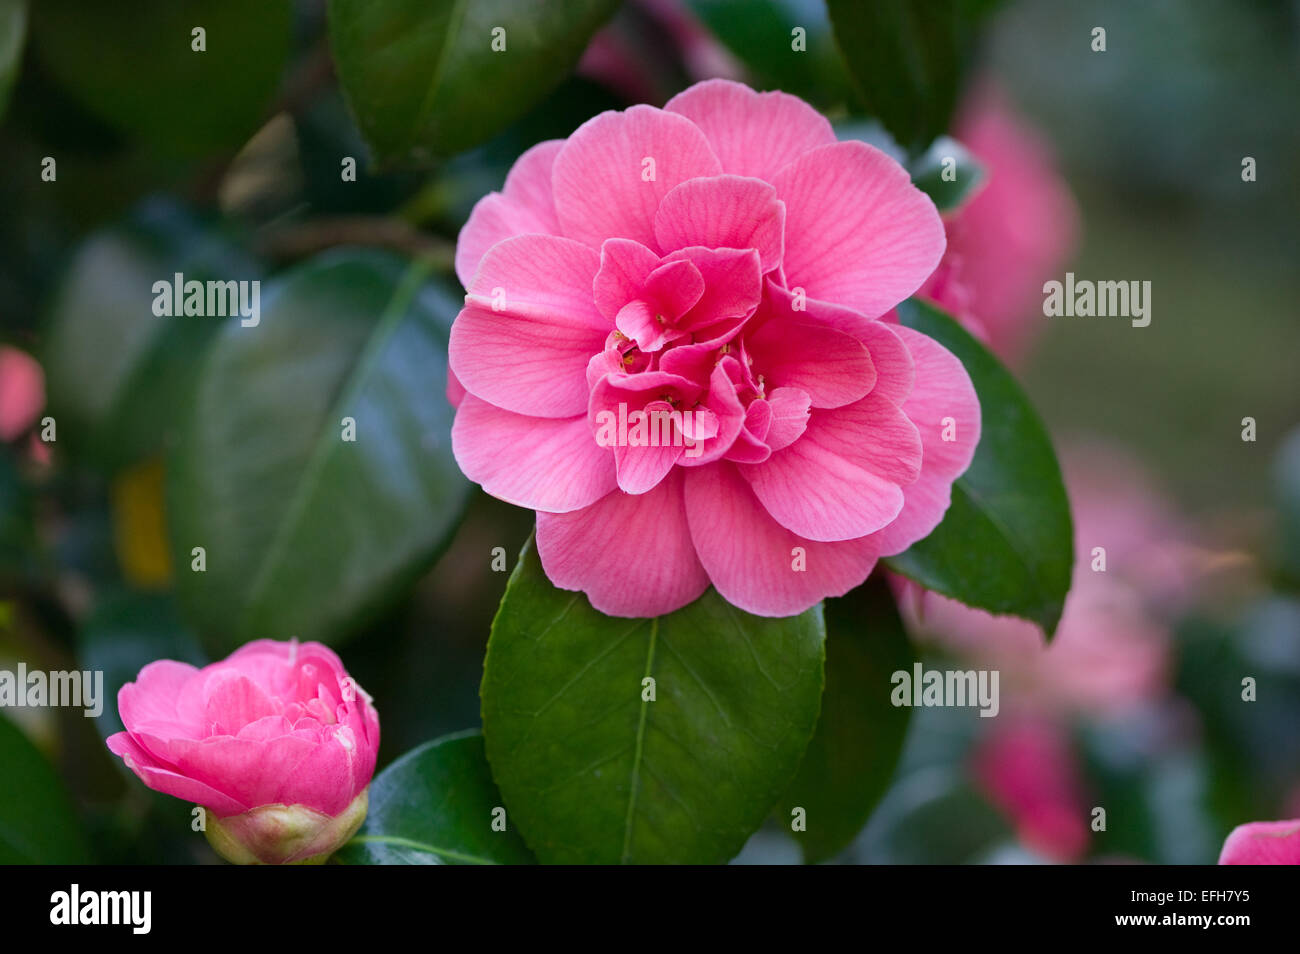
<box><xmin>1218</xmin><ymin>819</ymin><xmax>1300</xmax><ymax>864</ymax></box>
<box><xmin>578</xmin><ymin>0</ymin><xmax>745</xmax><ymax>104</ymax></box>
<box><xmin>0</xmin><ymin>345</ymin><xmax>45</xmax><ymax>442</ymax></box>
<box><xmin>972</xmin><ymin>716</ymin><xmax>1090</xmax><ymax>862</ymax></box>
<box><xmin>450</xmin><ymin>79</ymin><xmax>981</xmax><ymax>618</ymax></box>
<box><xmin>897</xmin><ymin>444</ymin><xmax>1190</xmax><ymax>715</ymax></box>
<box><xmin>919</xmin><ymin>82</ymin><xmax>1078</xmax><ymax>364</ymax></box>
<box><xmin>107</xmin><ymin>639</ymin><xmax>379</xmax><ymax>864</ymax></box>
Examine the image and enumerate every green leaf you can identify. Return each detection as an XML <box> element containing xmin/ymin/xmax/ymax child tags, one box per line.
<box><xmin>42</xmin><ymin>201</ymin><xmax>262</xmax><ymax>470</ymax></box>
<box><xmin>826</xmin><ymin>0</ymin><xmax>998</xmax><ymax>155</ymax></box>
<box><xmin>167</xmin><ymin>250</ymin><xmax>471</xmax><ymax>650</ymax></box>
<box><xmin>31</xmin><ymin>0</ymin><xmax>292</xmax><ymax>154</ymax></box>
<box><xmin>0</xmin><ymin>0</ymin><xmax>26</xmax><ymax>121</ymax></box>
<box><xmin>908</xmin><ymin>135</ymin><xmax>986</xmax><ymax>211</ymax></box>
<box><xmin>684</xmin><ymin>0</ymin><xmax>852</xmax><ymax>107</ymax></box>
<box><xmin>886</xmin><ymin>298</ymin><xmax>1073</xmax><ymax>636</ymax></box>
<box><xmin>481</xmin><ymin>540</ymin><xmax>826</xmax><ymax>864</ymax></box>
<box><xmin>78</xmin><ymin>591</ymin><xmax>207</xmax><ymax>742</ymax></box>
<box><xmin>780</xmin><ymin>576</ymin><xmax>914</xmax><ymax>863</ymax></box>
<box><xmin>327</xmin><ymin>0</ymin><xmax>621</xmax><ymax>167</ymax></box>
<box><xmin>335</xmin><ymin>731</ymin><xmax>535</xmax><ymax>865</ymax></box>
<box><xmin>0</xmin><ymin>714</ymin><xmax>92</xmax><ymax>863</ymax></box>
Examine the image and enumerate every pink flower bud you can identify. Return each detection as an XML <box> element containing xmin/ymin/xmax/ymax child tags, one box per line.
<box><xmin>107</xmin><ymin>639</ymin><xmax>379</xmax><ymax>865</ymax></box>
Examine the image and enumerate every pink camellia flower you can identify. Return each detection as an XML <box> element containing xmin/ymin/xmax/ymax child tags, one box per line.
<box><xmin>106</xmin><ymin>640</ymin><xmax>379</xmax><ymax>865</ymax></box>
<box><xmin>1218</xmin><ymin>819</ymin><xmax>1300</xmax><ymax>864</ymax></box>
<box><xmin>918</xmin><ymin>82</ymin><xmax>1078</xmax><ymax>364</ymax></box>
<box><xmin>449</xmin><ymin>79</ymin><xmax>979</xmax><ymax>618</ymax></box>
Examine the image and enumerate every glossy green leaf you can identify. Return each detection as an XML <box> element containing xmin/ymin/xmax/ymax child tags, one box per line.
<box><xmin>41</xmin><ymin>201</ymin><xmax>262</xmax><ymax>470</ymax></box>
<box><xmin>0</xmin><ymin>714</ymin><xmax>92</xmax><ymax>863</ymax></box>
<box><xmin>31</xmin><ymin>1</ymin><xmax>290</xmax><ymax>155</ymax></box>
<box><xmin>167</xmin><ymin>250</ymin><xmax>470</xmax><ymax>650</ymax></box>
<box><xmin>826</xmin><ymin>0</ymin><xmax>999</xmax><ymax>154</ymax></box>
<box><xmin>0</xmin><ymin>0</ymin><xmax>25</xmax><ymax>120</ymax></box>
<box><xmin>336</xmin><ymin>731</ymin><xmax>535</xmax><ymax>865</ymax></box>
<box><xmin>909</xmin><ymin>135</ymin><xmax>986</xmax><ymax>211</ymax></box>
<box><xmin>327</xmin><ymin>0</ymin><xmax>621</xmax><ymax>167</ymax></box>
<box><xmin>886</xmin><ymin>298</ymin><xmax>1073</xmax><ymax>636</ymax></box>
<box><xmin>780</xmin><ymin>576</ymin><xmax>914</xmax><ymax>863</ymax></box>
<box><xmin>684</xmin><ymin>0</ymin><xmax>852</xmax><ymax>107</ymax></box>
<box><xmin>78</xmin><ymin>590</ymin><xmax>207</xmax><ymax>742</ymax></box>
<box><xmin>481</xmin><ymin>540</ymin><xmax>826</xmax><ymax>864</ymax></box>
<box><xmin>31</xmin><ymin>0</ymin><xmax>291</xmax><ymax>154</ymax></box>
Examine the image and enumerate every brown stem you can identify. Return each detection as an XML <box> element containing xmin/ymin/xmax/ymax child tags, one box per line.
<box><xmin>255</xmin><ymin>216</ymin><xmax>455</xmax><ymax>269</ymax></box>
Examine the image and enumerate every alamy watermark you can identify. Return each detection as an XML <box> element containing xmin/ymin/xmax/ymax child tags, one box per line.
<box><xmin>593</xmin><ymin>402</ymin><xmax>705</xmax><ymax>458</ymax></box>
<box><xmin>152</xmin><ymin>272</ymin><xmax>260</xmax><ymax>327</ymax></box>
<box><xmin>50</xmin><ymin>884</ymin><xmax>151</xmax><ymax>934</ymax></box>
<box><xmin>891</xmin><ymin>663</ymin><xmax>1000</xmax><ymax>718</ymax></box>
<box><xmin>1043</xmin><ymin>272</ymin><xmax>1151</xmax><ymax>327</ymax></box>
<box><xmin>0</xmin><ymin>663</ymin><xmax>103</xmax><ymax>717</ymax></box>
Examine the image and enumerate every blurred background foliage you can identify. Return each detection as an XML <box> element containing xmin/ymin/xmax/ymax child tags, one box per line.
<box><xmin>1</xmin><ymin>0</ymin><xmax>1297</xmax><ymax>863</ymax></box>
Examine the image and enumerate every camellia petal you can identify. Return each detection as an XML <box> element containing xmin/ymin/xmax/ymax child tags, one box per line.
<box><xmin>1218</xmin><ymin>819</ymin><xmax>1300</xmax><ymax>865</ymax></box>
<box><xmin>774</xmin><ymin>140</ymin><xmax>946</xmax><ymax>318</ymax></box>
<box><xmin>452</xmin><ymin>395</ymin><xmax>617</xmax><ymax>513</ymax></box>
<box><xmin>746</xmin><ymin>316</ymin><xmax>875</xmax><ymax>409</ymax></box>
<box><xmin>664</xmin><ymin>79</ymin><xmax>837</xmax><ymax>182</ymax></box>
<box><xmin>684</xmin><ymin>462</ymin><xmax>880</xmax><ymax>616</ymax></box>
<box><xmin>741</xmin><ymin>391</ymin><xmax>922</xmax><ymax>542</ymax></box>
<box><xmin>654</xmin><ymin>175</ymin><xmax>785</xmax><ymax>273</ymax></box>
<box><xmin>537</xmin><ymin>469</ymin><xmax>710</xmax><ymax>617</ymax></box>
<box><xmin>451</xmin><ymin>235</ymin><xmax>608</xmax><ymax>418</ymax></box>
<box><xmin>107</xmin><ymin>731</ymin><xmax>250</xmax><ymax>817</ymax></box>
<box><xmin>866</xmin><ymin>326</ymin><xmax>981</xmax><ymax>556</ymax></box>
<box><xmin>455</xmin><ymin>140</ymin><xmax>565</xmax><ymax>288</ymax></box>
<box><xmin>552</xmin><ymin>104</ymin><xmax>722</xmax><ymax>249</ymax></box>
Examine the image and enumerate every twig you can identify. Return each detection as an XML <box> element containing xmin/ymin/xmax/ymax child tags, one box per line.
<box><xmin>255</xmin><ymin>216</ymin><xmax>455</xmax><ymax>269</ymax></box>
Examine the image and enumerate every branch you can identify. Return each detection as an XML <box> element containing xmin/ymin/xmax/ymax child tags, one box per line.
<box><xmin>255</xmin><ymin>216</ymin><xmax>455</xmax><ymax>269</ymax></box>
